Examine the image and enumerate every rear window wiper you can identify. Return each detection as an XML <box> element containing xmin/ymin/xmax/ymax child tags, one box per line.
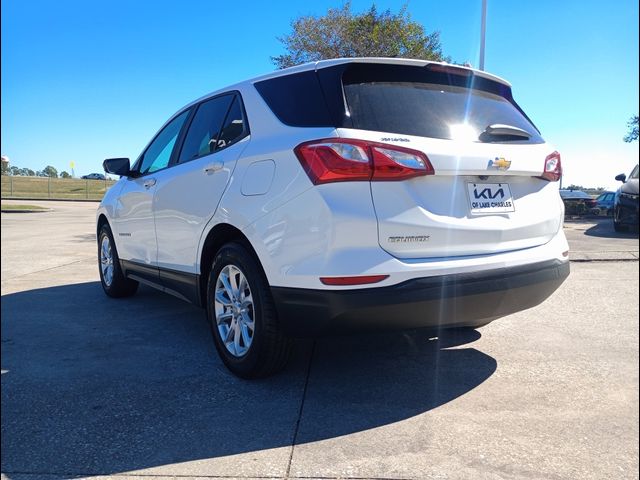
<box><xmin>481</xmin><ymin>123</ymin><xmax>531</xmax><ymax>140</ymax></box>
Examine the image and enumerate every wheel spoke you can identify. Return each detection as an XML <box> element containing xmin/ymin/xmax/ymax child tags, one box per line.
<box><xmin>241</xmin><ymin>323</ymin><xmax>252</xmax><ymax>347</ymax></box>
<box><xmin>215</xmin><ymin>289</ymin><xmax>232</xmax><ymax>307</ymax></box>
<box><xmin>233</xmin><ymin>322</ymin><xmax>241</xmax><ymax>353</ymax></box>
<box><xmin>238</xmin><ymin>275</ymin><xmax>248</xmax><ymax>298</ymax></box>
<box><xmin>219</xmin><ymin>271</ymin><xmax>235</xmax><ymax>300</ymax></box>
<box><xmin>104</xmin><ymin>265</ymin><xmax>113</xmax><ymax>284</ymax></box>
<box><xmin>241</xmin><ymin>311</ymin><xmax>254</xmax><ymax>331</ymax></box>
<box><xmin>241</xmin><ymin>293</ymin><xmax>253</xmax><ymax>308</ymax></box>
<box><xmin>223</xmin><ymin>323</ymin><xmax>234</xmax><ymax>343</ymax></box>
<box><xmin>217</xmin><ymin>310</ymin><xmax>233</xmax><ymax>322</ymax></box>
<box><xmin>228</xmin><ymin>266</ymin><xmax>239</xmax><ymax>295</ymax></box>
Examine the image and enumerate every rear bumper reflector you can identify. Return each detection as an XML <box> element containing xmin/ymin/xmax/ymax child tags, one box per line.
<box><xmin>319</xmin><ymin>274</ymin><xmax>389</xmax><ymax>286</ymax></box>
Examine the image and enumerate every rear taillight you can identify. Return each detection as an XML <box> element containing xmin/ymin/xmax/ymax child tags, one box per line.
<box><xmin>294</xmin><ymin>138</ymin><xmax>434</xmax><ymax>185</ymax></box>
<box><xmin>541</xmin><ymin>151</ymin><xmax>562</xmax><ymax>182</ymax></box>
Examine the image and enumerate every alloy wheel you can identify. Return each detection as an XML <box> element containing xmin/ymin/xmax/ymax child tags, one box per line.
<box><xmin>100</xmin><ymin>235</ymin><xmax>114</xmax><ymax>287</ymax></box>
<box><xmin>214</xmin><ymin>264</ymin><xmax>255</xmax><ymax>357</ymax></box>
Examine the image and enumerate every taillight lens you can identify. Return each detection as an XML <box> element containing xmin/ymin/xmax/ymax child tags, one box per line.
<box><xmin>541</xmin><ymin>151</ymin><xmax>562</xmax><ymax>182</ymax></box>
<box><xmin>294</xmin><ymin>138</ymin><xmax>434</xmax><ymax>185</ymax></box>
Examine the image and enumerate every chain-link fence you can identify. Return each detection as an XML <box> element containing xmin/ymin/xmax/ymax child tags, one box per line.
<box><xmin>1</xmin><ymin>176</ymin><xmax>116</xmax><ymax>200</ymax></box>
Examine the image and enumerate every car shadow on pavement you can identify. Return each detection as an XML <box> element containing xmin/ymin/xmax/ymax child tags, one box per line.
<box><xmin>1</xmin><ymin>282</ymin><xmax>496</xmax><ymax>478</ymax></box>
<box><xmin>584</xmin><ymin>218</ymin><xmax>639</xmax><ymax>238</ymax></box>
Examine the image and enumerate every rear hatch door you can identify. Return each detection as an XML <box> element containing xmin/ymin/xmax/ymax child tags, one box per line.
<box><xmin>333</xmin><ymin>63</ymin><xmax>562</xmax><ymax>259</ymax></box>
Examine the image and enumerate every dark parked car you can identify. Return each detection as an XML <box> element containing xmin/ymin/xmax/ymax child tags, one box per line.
<box><xmin>592</xmin><ymin>191</ymin><xmax>616</xmax><ymax>216</ymax></box>
<box><xmin>559</xmin><ymin>189</ymin><xmax>596</xmax><ymax>216</ymax></box>
<box><xmin>81</xmin><ymin>173</ymin><xmax>106</xmax><ymax>180</ymax></box>
<box><xmin>613</xmin><ymin>165</ymin><xmax>639</xmax><ymax>232</ymax></box>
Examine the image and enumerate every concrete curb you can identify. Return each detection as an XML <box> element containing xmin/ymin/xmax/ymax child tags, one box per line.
<box><xmin>570</xmin><ymin>252</ymin><xmax>639</xmax><ymax>262</ymax></box>
<box><xmin>1</xmin><ymin>209</ymin><xmax>51</xmax><ymax>214</ymax></box>
<box><xmin>1</xmin><ymin>197</ymin><xmax>101</xmax><ymax>203</ymax></box>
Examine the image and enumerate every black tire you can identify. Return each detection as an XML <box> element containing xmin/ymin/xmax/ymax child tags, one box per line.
<box><xmin>613</xmin><ymin>207</ymin><xmax>627</xmax><ymax>232</ymax></box>
<box><xmin>98</xmin><ymin>224</ymin><xmax>139</xmax><ymax>298</ymax></box>
<box><xmin>206</xmin><ymin>242</ymin><xmax>292</xmax><ymax>378</ymax></box>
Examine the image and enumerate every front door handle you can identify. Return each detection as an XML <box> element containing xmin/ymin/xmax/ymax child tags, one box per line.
<box><xmin>204</xmin><ymin>161</ymin><xmax>224</xmax><ymax>174</ymax></box>
<box><xmin>143</xmin><ymin>178</ymin><xmax>156</xmax><ymax>189</ymax></box>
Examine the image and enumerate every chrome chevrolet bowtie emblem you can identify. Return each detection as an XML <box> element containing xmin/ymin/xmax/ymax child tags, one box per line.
<box><xmin>489</xmin><ymin>157</ymin><xmax>511</xmax><ymax>171</ymax></box>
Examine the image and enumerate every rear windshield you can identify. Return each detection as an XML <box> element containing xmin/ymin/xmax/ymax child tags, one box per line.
<box><xmin>255</xmin><ymin>63</ymin><xmax>543</xmax><ymax>144</ymax></box>
<box><xmin>342</xmin><ymin>65</ymin><xmax>543</xmax><ymax>144</ymax></box>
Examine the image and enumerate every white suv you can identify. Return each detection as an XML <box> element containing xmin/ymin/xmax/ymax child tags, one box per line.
<box><xmin>97</xmin><ymin>58</ymin><xmax>570</xmax><ymax>377</ymax></box>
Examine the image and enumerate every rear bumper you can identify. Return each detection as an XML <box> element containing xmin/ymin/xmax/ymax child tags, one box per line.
<box><xmin>272</xmin><ymin>259</ymin><xmax>570</xmax><ymax>337</ymax></box>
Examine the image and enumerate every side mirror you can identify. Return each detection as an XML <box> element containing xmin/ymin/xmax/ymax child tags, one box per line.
<box><xmin>103</xmin><ymin>158</ymin><xmax>132</xmax><ymax>176</ymax></box>
<box><xmin>615</xmin><ymin>173</ymin><xmax>626</xmax><ymax>183</ymax></box>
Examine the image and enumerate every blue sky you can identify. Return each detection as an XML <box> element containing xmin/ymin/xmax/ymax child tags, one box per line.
<box><xmin>2</xmin><ymin>0</ymin><xmax>638</xmax><ymax>189</ymax></box>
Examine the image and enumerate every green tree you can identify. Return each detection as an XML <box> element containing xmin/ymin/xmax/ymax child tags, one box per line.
<box><xmin>60</xmin><ymin>171</ymin><xmax>71</xmax><ymax>179</ymax></box>
<box><xmin>9</xmin><ymin>166</ymin><xmax>21</xmax><ymax>176</ymax></box>
<box><xmin>42</xmin><ymin>165</ymin><xmax>58</xmax><ymax>178</ymax></box>
<box><xmin>18</xmin><ymin>168</ymin><xmax>35</xmax><ymax>176</ymax></box>
<box><xmin>624</xmin><ymin>115</ymin><xmax>638</xmax><ymax>142</ymax></box>
<box><xmin>1</xmin><ymin>162</ymin><xmax>8</xmax><ymax>175</ymax></box>
<box><xmin>272</xmin><ymin>2</ymin><xmax>448</xmax><ymax>69</ymax></box>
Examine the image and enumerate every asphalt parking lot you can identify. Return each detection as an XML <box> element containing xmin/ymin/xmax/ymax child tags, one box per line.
<box><xmin>1</xmin><ymin>201</ymin><xmax>638</xmax><ymax>480</ymax></box>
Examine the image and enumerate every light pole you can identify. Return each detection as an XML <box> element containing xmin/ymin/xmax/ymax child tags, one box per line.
<box><xmin>479</xmin><ymin>0</ymin><xmax>487</xmax><ymax>70</ymax></box>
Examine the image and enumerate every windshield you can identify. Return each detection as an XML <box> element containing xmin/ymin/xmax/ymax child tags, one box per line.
<box><xmin>630</xmin><ymin>165</ymin><xmax>639</xmax><ymax>179</ymax></box>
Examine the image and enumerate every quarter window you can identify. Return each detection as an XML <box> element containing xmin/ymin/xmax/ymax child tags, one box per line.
<box><xmin>178</xmin><ymin>95</ymin><xmax>234</xmax><ymax>163</ymax></box>
<box><xmin>254</xmin><ymin>71</ymin><xmax>332</xmax><ymax>127</ymax></box>
<box><xmin>138</xmin><ymin>110</ymin><xmax>190</xmax><ymax>175</ymax></box>
<box><xmin>217</xmin><ymin>96</ymin><xmax>247</xmax><ymax>149</ymax></box>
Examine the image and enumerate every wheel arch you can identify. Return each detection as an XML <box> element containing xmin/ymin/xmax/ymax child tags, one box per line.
<box><xmin>97</xmin><ymin>213</ymin><xmax>110</xmax><ymax>236</ymax></box>
<box><xmin>198</xmin><ymin>223</ymin><xmax>265</xmax><ymax>307</ymax></box>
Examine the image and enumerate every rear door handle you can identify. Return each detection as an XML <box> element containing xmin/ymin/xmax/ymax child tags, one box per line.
<box><xmin>143</xmin><ymin>178</ymin><xmax>156</xmax><ymax>189</ymax></box>
<box><xmin>204</xmin><ymin>161</ymin><xmax>224</xmax><ymax>174</ymax></box>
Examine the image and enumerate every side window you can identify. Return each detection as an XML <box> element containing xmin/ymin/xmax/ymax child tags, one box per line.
<box><xmin>138</xmin><ymin>110</ymin><xmax>190</xmax><ymax>175</ymax></box>
<box><xmin>254</xmin><ymin>71</ymin><xmax>333</xmax><ymax>127</ymax></box>
<box><xmin>178</xmin><ymin>95</ymin><xmax>234</xmax><ymax>163</ymax></box>
<box><xmin>217</xmin><ymin>95</ymin><xmax>248</xmax><ymax>149</ymax></box>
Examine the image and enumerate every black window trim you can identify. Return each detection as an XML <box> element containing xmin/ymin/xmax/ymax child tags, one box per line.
<box><xmin>173</xmin><ymin>90</ymin><xmax>250</xmax><ymax>167</ymax></box>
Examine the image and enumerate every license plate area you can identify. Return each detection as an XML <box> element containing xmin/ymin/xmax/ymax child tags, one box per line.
<box><xmin>467</xmin><ymin>182</ymin><xmax>515</xmax><ymax>215</ymax></box>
